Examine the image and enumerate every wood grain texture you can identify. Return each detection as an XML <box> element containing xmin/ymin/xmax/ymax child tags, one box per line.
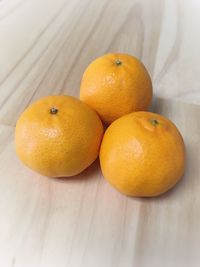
<box><xmin>0</xmin><ymin>0</ymin><xmax>200</xmax><ymax>266</ymax></box>
<box><xmin>0</xmin><ymin>0</ymin><xmax>200</xmax><ymax>126</ymax></box>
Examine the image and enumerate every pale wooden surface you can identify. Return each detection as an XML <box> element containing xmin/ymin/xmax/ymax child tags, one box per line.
<box><xmin>0</xmin><ymin>0</ymin><xmax>200</xmax><ymax>266</ymax></box>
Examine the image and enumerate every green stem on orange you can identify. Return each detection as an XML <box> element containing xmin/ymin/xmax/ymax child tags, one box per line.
<box><xmin>150</xmin><ymin>119</ymin><xmax>159</xmax><ymax>126</ymax></box>
<box><xmin>50</xmin><ymin>107</ymin><xmax>58</xmax><ymax>114</ymax></box>
<box><xmin>115</xmin><ymin>59</ymin><xmax>122</xmax><ymax>66</ymax></box>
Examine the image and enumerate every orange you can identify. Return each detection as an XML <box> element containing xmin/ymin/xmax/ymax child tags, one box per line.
<box><xmin>100</xmin><ymin>111</ymin><xmax>185</xmax><ymax>197</ymax></box>
<box><xmin>15</xmin><ymin>95</ymin><xmax>103</xmax><ymax>177</ymax></box>
<box><xmin>80</xmin><ymin>53</ymin><xmax>152</xmax><ymax>124</ymax></box>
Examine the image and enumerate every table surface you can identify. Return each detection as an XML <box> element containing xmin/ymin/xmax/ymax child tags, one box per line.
<box><xmin>0</xmin><ymin>1</ymin><xmax>200</xmax><ymax>266</ymax></box>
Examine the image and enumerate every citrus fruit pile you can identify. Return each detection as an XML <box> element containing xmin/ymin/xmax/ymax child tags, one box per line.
<box><xmin>15</xmin><ymin>53</ymin><xmax>185</xmax><ymax>197</ymax></box>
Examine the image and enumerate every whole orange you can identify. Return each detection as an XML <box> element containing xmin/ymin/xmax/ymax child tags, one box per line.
<box><xmin>80</xmin><ymin>53</ymin><xmax>152</xmax><ymax>124</ymax></box>
<box><xmin>15</xmin><ymin>95</ymin><xmax>103</xmax><ymax>177</ymax></box>
<box><xmin>100</xmin><ymin>112</ymin><xmax>185</xmax><ymax>197</ymax></box>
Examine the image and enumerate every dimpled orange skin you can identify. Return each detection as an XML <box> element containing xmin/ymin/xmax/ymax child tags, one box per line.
<box><xmin>80</xmin><ymin>53</ymin><xmax>153</xmax><ymax>124</ymax></box>
<box><xmin>100</xmin><ymin>112</ymin><xmax>186</xmax><ymax>197</ymax></box>
<box><xmin>15</xmin><ymin>95</ymin><xmax>103</xmax><ymax>177</ymax></box>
